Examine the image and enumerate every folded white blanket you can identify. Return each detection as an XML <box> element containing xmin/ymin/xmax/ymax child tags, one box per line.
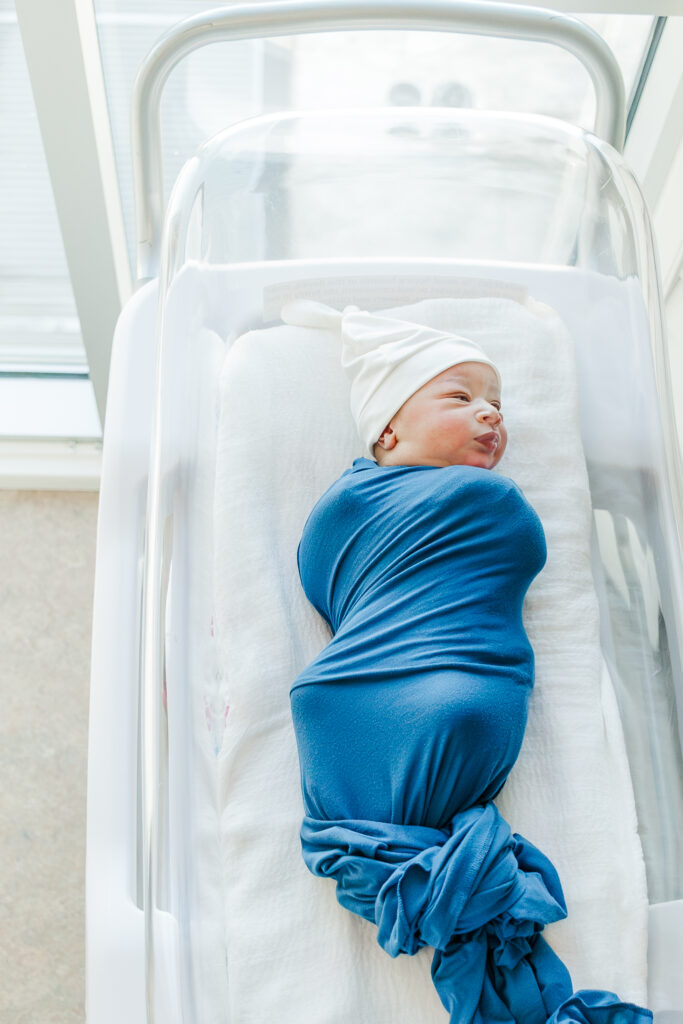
<box><xmin>212</xmin><ymin>291</ymin><xmax>648</xmax><ymax>1022</ymax></box>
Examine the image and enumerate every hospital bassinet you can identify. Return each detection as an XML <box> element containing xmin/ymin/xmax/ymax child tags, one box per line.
<box><xmin>86</xmin><ymin>4</ymin><xmax>683</xmax><ymax>1023</ymax></box>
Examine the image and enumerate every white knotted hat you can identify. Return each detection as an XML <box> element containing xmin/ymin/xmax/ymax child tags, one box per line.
<box><xmin>281</xmin><ymin>299</ymin><xmax>501</xmax><ymax>455</ymax></box>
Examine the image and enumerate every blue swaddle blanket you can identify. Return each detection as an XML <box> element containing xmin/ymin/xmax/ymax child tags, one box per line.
<box><xmin>290</xmin><ymin>457</ymin><xmax>651</xmax><ymax>1024</ymax></box>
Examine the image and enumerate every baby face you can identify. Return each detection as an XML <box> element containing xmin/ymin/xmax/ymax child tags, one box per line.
<box><xmin>373</xmin><ymin>362</ymin><xmax>507</xmax><ymax>469</ymax></box>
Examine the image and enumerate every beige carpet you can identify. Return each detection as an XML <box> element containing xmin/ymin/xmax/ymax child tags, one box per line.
<box><xmin>0</xmin><ymin>490</ymin><xmax>98</xmax><ymax>1024</ymax></box>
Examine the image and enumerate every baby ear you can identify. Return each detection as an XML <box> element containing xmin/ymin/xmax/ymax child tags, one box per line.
<box><xmin>377</xmin><ymin>424</ymin><xmax>398</xmax><ymax>450</ymax></box>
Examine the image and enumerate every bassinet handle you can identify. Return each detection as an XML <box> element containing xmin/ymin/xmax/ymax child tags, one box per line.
<box><xmin>131</xmin><ymin>0</ymin><xmax>626</xmax><ymax>282</ymax></box>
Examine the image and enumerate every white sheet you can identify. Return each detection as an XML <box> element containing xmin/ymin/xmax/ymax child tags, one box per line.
<box><xmin>212</xmin><ymin>291</ymin><xmax>648</xmax><ymax>1022</ymax></box>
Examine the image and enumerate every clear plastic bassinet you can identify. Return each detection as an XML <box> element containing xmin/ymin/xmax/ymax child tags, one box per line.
<box><xmin>86</xmin><ymin>6</ymin><xmax>683</xmax><ymax>1024</ymax></box>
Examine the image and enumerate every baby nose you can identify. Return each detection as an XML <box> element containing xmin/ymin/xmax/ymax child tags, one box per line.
<box><xmin>476</xmin><ymin>403</ymin><xmax>501</xmax><ymax>424</ymax></box>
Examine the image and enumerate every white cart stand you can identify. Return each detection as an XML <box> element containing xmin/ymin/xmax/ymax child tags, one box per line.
<box><xmin>87</xmin><ymin>4</ymin><xmax>683</xmax><ymax>1023</ymax></box>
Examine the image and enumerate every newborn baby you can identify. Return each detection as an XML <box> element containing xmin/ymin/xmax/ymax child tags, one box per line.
<box><xmin>284</xmin><ymin>301</ymin><xmax>651</xmax><ymax>1024</ymax></box>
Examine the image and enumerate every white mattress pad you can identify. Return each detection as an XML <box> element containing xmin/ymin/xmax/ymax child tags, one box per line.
<box><xmin>211</xmin><ymin>290</ymin><xmax>648</xmax><ymax>1022</ymax></box>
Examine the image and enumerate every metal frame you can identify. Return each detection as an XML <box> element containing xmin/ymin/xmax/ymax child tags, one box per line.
<box><xmin>15</xmin><ymin>0</ymin><xmax>132</xmax><ymax>424</ymax></box>
<box><xmin>131</xmin><ymin>0</ymin><xmax>626</xmax><ymax>283</ymax></box>
<box><xmin>625</xmin><ymin>16</ymin><xmax>683</xmax><ymax>297</ymax></box>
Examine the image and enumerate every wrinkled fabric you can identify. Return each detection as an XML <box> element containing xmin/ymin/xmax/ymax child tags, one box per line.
<box><xmin>290</xmin><ymin>458</ymin><xmax>652</xmax><ymax>1024</ymax></box>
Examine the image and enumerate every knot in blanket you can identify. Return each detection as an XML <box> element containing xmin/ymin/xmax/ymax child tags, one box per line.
<box><xmin>301</xmin><ymin>802</ymin><xmax>571</xmax><ymax>1018</ymax></box>
<box><xmin>376</xmin><ymin>804</ymin><xmax>567</xmax><ymax>957</ymax></box>
<box><xmin>300</xmin><ymin>802</ymin><xmax>652</xmax><ymax>1024</ymax></box>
